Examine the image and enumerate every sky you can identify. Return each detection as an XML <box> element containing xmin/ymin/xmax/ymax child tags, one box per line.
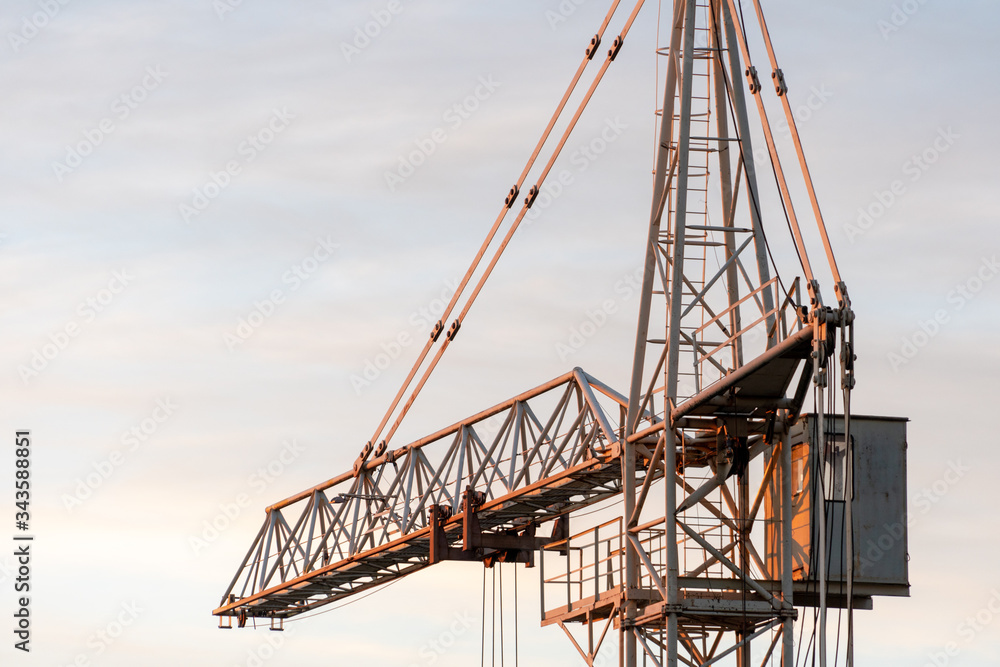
<box><xmin>1</xmin><ymin>0</ymin><xmax>999</xmax><ymax>665</ymax></box>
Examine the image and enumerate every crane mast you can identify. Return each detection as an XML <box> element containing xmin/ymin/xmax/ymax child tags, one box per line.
<box><xmin>215</xmin><ymin>2</ymin><xmax>909</xmax><ymax>665</ymax></box>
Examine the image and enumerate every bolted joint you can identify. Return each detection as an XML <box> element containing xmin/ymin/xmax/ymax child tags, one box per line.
<box><xmin>807</xmin><ymin>279</ymin><xmax>822</xmax><ymax>306</ymax></box>
<box><xmin>608</xmin><ymin>35</ymin><xmax>624</xmax><ymax>61</ymax></box>
<box><xmin>772</xmin><ymin>68</ymin><xmax>788</xmax><ymax>96</ymax></box>
<box><xmin>586</xmin><ymin>34</ymin><xmax>601</xmax><ymax>60</ymax></box>
<box><xmin>463</xmin><ymin>486</ymin><xmax>487</xmax><ymax>510</ymax></box>
<box><xmin>429</xmin><ymin>504</ymin><xmax>452</xmax><ymax>523</ymax></box>
<box><xmin>745</xmin><ymin>65</ymin><xmax>761</xmax><ymax>94</ymax></box>
<box><xmin>446</xmin><ymin>318</ymin><xmax>461</xmax><ymax>341</ymax></box>
<box><xmin>524</xmin><ymin>185</ymin><xmax>539</xmax><ymax>208</ymax></box>
<box><xmin>352</xmin><ymin>441</ymin><xmax>374</xmax><ymax>477</ymax></box>
<box><xmin>430</xmin><ymin>320</ymin><xmax>444</xmax><ymax>342</ymax></box>
<box><xmin>374</xmin><ymin>440</ymin><xmax>387</xmax><ymax>458</ymax></box>
<box><xmin>504</xmin><ymin>184</ymin><xmax>519</xmax><ymax>209</ymax></box>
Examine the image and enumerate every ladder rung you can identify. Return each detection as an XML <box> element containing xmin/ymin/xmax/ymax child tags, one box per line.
<box><xmin>686</xmin><ymin>225</ymin><xmax>752</xmax><ymax>233</ymax></box>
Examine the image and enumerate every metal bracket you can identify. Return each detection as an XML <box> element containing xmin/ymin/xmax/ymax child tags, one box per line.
<box><xmin>504</xmin><ymin>184</ymin><xmax>520</xmax><ymax>209</ymax></box>
<box><xmin>352</xmin><ymin>441</ymin><xmax>373</xmax><ymax>476</ymax></box>
<box><xmin>428</xmin><ymin>487</ymin><xmax>563</xmax><ymax>567</ymax></box>
<box><xmin>771</xmin><ymin>68</ymin><xmax>787</xmax><ymax>96</ymax></box>
<box><xmin>745</xmin><ymin>65</ymin><xmax>761</xmax><ymax>94</ymax></box>
<box><xmin>524</xmin><ymin>185</ymin><xmax>539</xmax><ymax>208</ymax></box>
<box><xmin>608</xmin><ymin>35</ymin><xmax>624</xmax><ymax>61</ymax></box>
<box><xmin>430</xmin><ymin>320</ymin><xmax>444</xmax><ymax>342</ymax></box>
<box><xmin>586</xmin><ymin>34</ymin><xmax>602</xmax><ymax>60</ymax></box>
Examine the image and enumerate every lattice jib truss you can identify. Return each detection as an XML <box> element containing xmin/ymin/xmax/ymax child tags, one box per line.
<box><xmin>216</xmin><ymin>370</ymin><xmax>660</xmax><ymax>624</ymax></box>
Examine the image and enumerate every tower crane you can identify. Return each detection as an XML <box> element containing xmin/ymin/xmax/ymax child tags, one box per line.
<box><xmin>215</xmin><ymin>1</ymin><xmax>910</xmax><ymax>664</ymax></box>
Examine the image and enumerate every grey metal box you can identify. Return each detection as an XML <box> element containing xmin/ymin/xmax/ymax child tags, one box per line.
<box><xmin>767</xmin><ymin>414</ymin><xmax>910</xmax><ymax>598</ymax></box>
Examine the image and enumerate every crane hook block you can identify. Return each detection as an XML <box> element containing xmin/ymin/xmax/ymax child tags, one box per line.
<box><xmin>586</xmin><ymin>34</ymin><xmax>601</xmax><ymax>60</ymax></box>
<box><xmin>505</xmin><ymin>184</ymin><xmax>520</xmax><ymax>209</ymax></box>
<box><xmin>745</xmin><ymin>66</ymin><xmax>761</xmax><ymax>94</ymax></box>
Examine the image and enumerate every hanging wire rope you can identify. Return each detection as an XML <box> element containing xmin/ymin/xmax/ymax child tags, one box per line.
<box><xmin>481</xmin><ymin>566</ymin><xmax>487</xmax><ymax>667</ymax></box>
<box><xmin>500</xmin><ymin>565</ymin><xmax>505</xmax><ymax>667</ymax></box>
<box><xmin>492</xmin><ymin>567</ymin><xmax>497</xmax><ymax>667</ymax></box>
<box><xmin>364</xmin><ymin>0</ymin><xmax>650</xmax><ymax>454</ymax></box>
<box><xmin>282</xmin><ymin>576</ymin><xmax>404</xmax><ymax>624</ymax></box>
<box><xmin>514</xmin><ymin>564</ymin><xmax>519</xmax><ymax>667</ymax></box>
<box><xmin>705</xmin><ymin>0</ymin><xmax>795</xmax><ymax>310</ymax></box>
